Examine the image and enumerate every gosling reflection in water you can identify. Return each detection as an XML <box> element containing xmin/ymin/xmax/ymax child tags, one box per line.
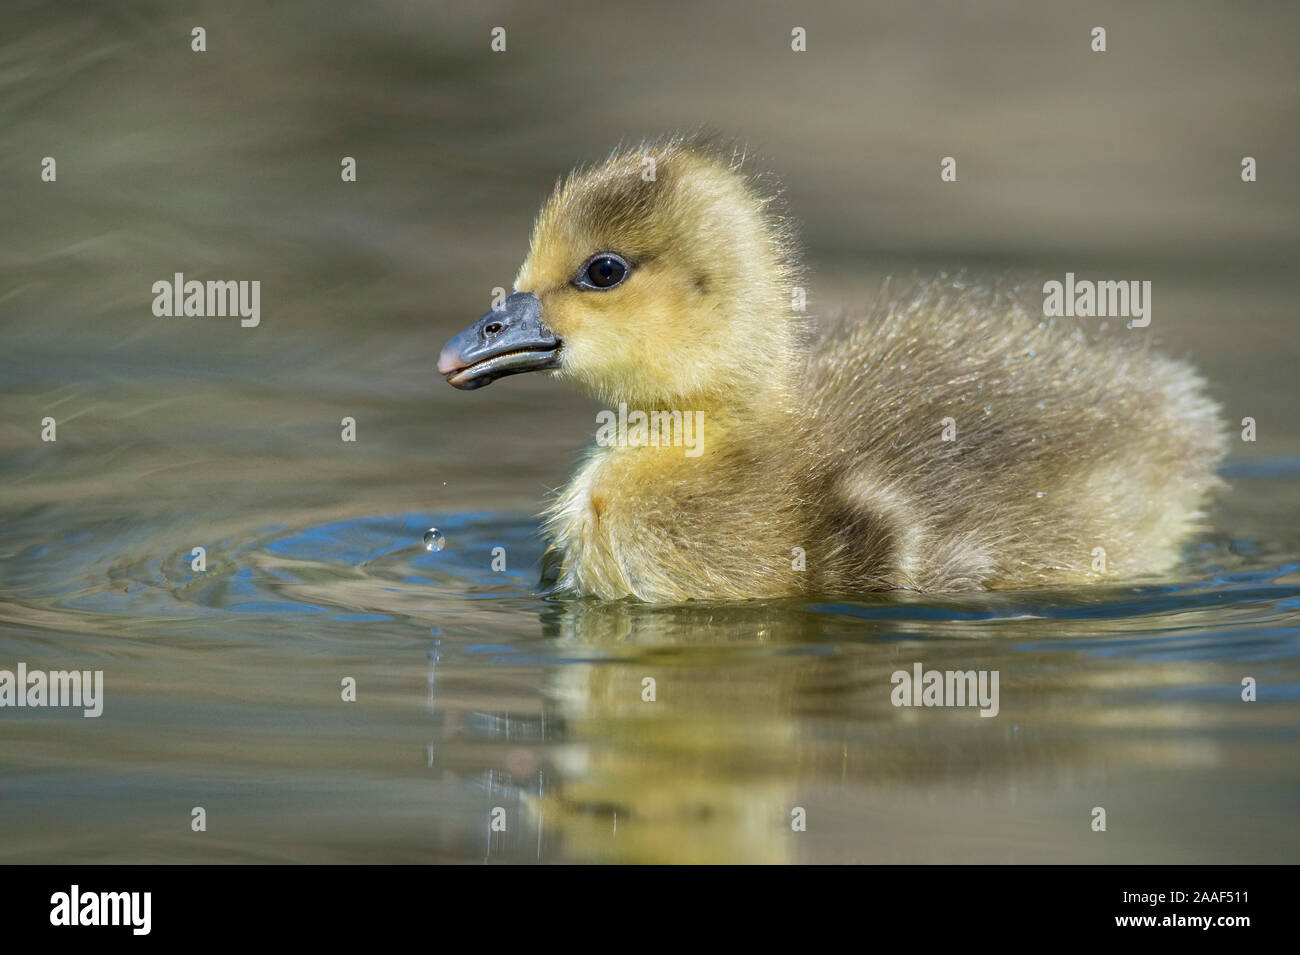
<box><xmin>432</xmin><ymin>599</ymin><xmax>1232</xmax><ymax>863</ymax></box>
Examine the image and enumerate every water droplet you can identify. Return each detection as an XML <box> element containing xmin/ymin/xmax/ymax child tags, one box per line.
<box><xmin>423</xmin><ymin>528</ymin><xmax>445</xmax><ymax>552</ymax></box>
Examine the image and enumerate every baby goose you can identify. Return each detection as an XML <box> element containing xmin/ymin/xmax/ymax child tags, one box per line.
<box><xmin>438</xmin><ymin>137</ymin><xmax>1226</xmax><ymax>602</ymax></box>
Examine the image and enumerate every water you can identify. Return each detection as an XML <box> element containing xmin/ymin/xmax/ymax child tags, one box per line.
<box><xmin>3</xmin><ymin>1</ymin><xmax>1299</xmax><ymax>863</ymax></box>
<box><xmin>3</xmin><ymin>488</ymin><xmax>1299</xmax><ymax>862</ymax></box>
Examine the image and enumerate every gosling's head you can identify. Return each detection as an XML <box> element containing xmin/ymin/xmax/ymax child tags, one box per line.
<box><xmin>438</xmin><ymin>138</ymin><xmax>800</xmax><ymax>408</ymax></box>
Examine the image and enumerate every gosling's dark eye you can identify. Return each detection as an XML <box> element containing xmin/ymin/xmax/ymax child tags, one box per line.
<box><xmin>576</xmin><ymin>253</ymin><xmax>630</xmax><ymax>290</ymax></box>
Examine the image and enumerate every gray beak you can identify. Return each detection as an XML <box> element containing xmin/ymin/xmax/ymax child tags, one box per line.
<box><xmin>437</xmin><ymin>292</ymin><xmax>562</xmax><ymax>390</ymax></box>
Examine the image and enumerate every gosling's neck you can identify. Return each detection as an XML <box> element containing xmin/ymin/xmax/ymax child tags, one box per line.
<box><xmin>593</xmin><ymin>361</ymin><xmax>800</xmax><ymax>460</ymax></box>
<box><xmin>587</xmin><ymin>292</ymin><xmax>804</xmax><ymax>453</ymax></box>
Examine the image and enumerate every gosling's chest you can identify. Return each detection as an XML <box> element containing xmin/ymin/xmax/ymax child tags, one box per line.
<box><xmin>544</xmin><ymin>452</ymin><xmax>688</xmax><ymax>600</ymax></box>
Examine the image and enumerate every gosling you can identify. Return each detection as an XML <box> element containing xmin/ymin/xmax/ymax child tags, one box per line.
<box><xmin>438</xmin><ymin>138</ymin><xmax>1226</xmax><ymax>602</ymax></box>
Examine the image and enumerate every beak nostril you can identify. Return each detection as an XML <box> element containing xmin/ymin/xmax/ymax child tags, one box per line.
<box><xmin>484</xmin><ymin>322</ymin><xmax>504</xmax><ymax>336</ymax></box>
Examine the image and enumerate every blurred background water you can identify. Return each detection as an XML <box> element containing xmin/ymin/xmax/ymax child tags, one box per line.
<box><xmin>1</xmin><ymin>0</ymin><xmax>1298</xmax><ymax>862</ymax></box>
